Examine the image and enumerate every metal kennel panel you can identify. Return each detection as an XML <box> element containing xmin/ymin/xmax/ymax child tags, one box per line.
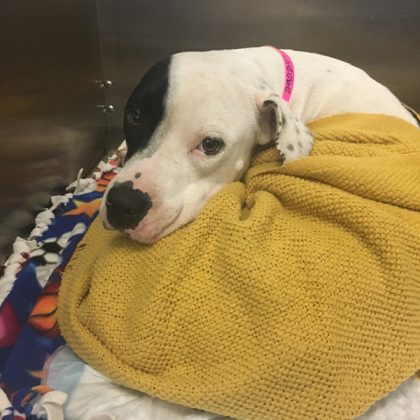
<box><xmin>0</xmin><ymin>0</ymin><xmax>107</xmax><ymax>263</ymax></box>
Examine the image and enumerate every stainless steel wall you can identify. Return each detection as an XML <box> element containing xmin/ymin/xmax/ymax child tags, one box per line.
<box><xmin>0</xmin><ymin>0</ymin><xmax>111</xmax><ymax>262</ymax></box>
<box><xmin>1</xmin><ymin>0</ymin><xmax>419</xmax><ymax>262</ymax></box>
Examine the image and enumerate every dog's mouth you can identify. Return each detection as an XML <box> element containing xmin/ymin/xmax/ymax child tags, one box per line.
<box><xmin>126</xmin><ymin>207</ymin><xmax>183</xmax><ymax>244</ymax></box>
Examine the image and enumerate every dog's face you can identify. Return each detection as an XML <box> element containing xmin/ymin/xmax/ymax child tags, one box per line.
<box><xmin>100</xmin><ymin>50</ymin><xmax>311</xmax><ymax>243</ymax></box>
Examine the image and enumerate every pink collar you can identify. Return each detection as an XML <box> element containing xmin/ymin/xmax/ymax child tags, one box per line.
<box><xmin>273</xmin><ymin>49</ymin><xmax>295</xmax><ymax>103</ymax></box>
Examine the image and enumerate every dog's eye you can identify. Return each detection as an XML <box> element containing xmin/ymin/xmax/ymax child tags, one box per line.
<box><xmin>127</xmin><ymin>109</ymin><xmax>141</xmax><ymax>126</ymax></box>
<box><xmin>198</xmin><ymin>137</ymin><xmax>224</xmax><ymax>156</ymax></box>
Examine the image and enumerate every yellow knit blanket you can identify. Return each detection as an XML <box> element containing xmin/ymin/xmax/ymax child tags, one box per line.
<box><xmin>58</xmin><ymin>114</ymin><xmax>420</xmax><ymax>420</ymax></box>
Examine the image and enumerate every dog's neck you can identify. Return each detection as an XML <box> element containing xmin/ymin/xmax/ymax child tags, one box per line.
<box><xmin>227</xmin><ymin>46</ymin><xmax>338</xmax><ymax>123</ymax></box>
<box><xmin>225</xmin><ymin>47</ymin><xmax>310</xmax><ymax>117</ymax></box>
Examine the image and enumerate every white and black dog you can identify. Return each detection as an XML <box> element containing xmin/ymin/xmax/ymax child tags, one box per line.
<box><xmin>94</xmin><ymin>47</ymin><xmax>420</xmax><ymax>417</ymax></box>
<box><xmin>100</xmin><ymin>46</ymin><xmax>418</xmax><ymax>243</ymax></box>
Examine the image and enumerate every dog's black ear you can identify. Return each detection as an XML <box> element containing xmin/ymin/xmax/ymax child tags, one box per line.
<box><xmin>257</xmin><ymin>94</ymin><xmax>314</xmax><ymax>162</ymax></box>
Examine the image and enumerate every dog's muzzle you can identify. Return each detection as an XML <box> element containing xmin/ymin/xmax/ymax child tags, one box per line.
<box><xmin>105</xmin><ymin>181</ymin><xmax>152</xmax><ymax>230</ymax></box>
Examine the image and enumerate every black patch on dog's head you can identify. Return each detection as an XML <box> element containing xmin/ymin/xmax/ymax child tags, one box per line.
<box><xmin>124</xmin><ymin>57</ymin><xmax>171</xmax><ymax>160</ymax></box>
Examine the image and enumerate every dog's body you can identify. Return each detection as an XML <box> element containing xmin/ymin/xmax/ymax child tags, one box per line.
<box><xmin>101</xmin><ymin>46</ymin><xmax>417</xmax><ymax>243</ymax></box>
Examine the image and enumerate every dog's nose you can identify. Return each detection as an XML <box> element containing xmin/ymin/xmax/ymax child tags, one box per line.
<box><xmin>105</xmin><ymin>181</ymin><xmax>152</xmax><ymax>230</ymax></box>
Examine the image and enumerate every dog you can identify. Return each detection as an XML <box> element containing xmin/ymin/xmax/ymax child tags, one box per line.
<box><xmin>100</xmin><ymin>46</ymin><xmax>418</xmax><ymax>243</ymax></box>
<box><xmin>96</xmin><ymin>47</ymin><xmax>420</xmax><ymax>417</ymax></box>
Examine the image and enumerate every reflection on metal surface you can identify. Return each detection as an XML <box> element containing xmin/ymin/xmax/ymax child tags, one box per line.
<box><xmin>0</xmin><ymin>0</ymin><xmax>108</xmax><ymax>262</ymax></box>
<box><xmin>97</xmin><ymin>104</ymin><xmax>115</xmax><ymax>113</ymax></box>
<box><xmin>95</xmin><ymin>80</ymin><xmax>114</xmax><ymax>89</ymax></box>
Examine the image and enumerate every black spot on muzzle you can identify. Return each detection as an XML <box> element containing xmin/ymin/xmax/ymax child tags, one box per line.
<box><xmin>106</xmin><ymin>181</ymin><xmax>152</xmax><ymax>230</ymax></box>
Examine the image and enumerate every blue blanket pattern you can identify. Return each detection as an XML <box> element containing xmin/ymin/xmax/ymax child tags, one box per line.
<box><xmin>0</xmin><ymin>168</ymin><xmax>116</xmax><ymax>419</ymax></box>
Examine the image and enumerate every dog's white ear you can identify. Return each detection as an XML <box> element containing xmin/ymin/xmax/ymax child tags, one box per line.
<box><xmin>257</xmin><ymin>94</ymin><xmax>313</xmax><ymax>163</ymax></box>
<box><xmin>257</xmin><ymin>96</ymin><xmax>282</xmax><ymax>146</ymax></box>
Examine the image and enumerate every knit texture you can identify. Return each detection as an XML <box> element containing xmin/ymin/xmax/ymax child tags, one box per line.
<box><xmin>58</xmin><ymin>114</ymin><xmax>420</xmax><ymax>420</ymax></box>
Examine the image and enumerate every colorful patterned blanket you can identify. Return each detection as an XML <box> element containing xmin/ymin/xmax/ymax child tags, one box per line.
<box><xmin>0</xmin><ymin>159</ymin><xmax>117</xmax><ymax>419</ymax></box>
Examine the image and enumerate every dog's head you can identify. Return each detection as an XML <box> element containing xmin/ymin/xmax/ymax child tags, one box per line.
<box><xmin>100</xmin><ymin>49</ymin><xmax>310</xmax><ymax>243</ymax></box>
